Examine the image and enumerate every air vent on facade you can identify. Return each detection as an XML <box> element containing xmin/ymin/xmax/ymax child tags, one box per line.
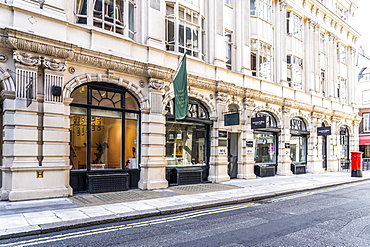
<box><xmin>88</xmin><ymin>173</ymin><xmax>129</xmax><ymax>193</ymax></box>
<box><xmin>176</xmin><ymin>167</ymin><xmax>203</xmax><ymax>185</ymax></box>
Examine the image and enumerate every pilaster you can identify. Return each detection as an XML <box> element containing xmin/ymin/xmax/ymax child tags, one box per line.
<box><xmin>307</xmin><ymin>113</ymin><xmax>325</xmax><ymax>173</ymax></box>
<box><xmin>138</xmin><ymin>79</ymin><xmax>168</xmax><ymax>189</ymax></box>
<box><xmin>238</xmin><ymin>98</ymin><xmax>256</xmax><ymax>179</ymax></box>
<box><xmin>277</xmin><ymin>106</ymin><xmax>293</xmax><ymax>176</ymax></box>
<box><xmin>208</xmin><ymin>92</ymin><xmax>229</xmax><ymax>182</ymax></box>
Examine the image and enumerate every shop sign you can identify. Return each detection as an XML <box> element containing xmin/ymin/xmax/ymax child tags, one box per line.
<box><xmin>219</xmin><ymin>148</ymin><xmax>227</xmax><ymax>155</ymax></box>
<box><xmin>218</xmin><ymin>139</ymin><xmax>227</xmax><ymax>147</ymax></box>
<box><xmin>251</xmin><ymin>117</ymin><xmax>266</xmax><ymax>129</ymax></box>
<box><xmin>36</xmin><ymin>171</ymin><xmax>44</xmax><ymax>178</ymax></box>
<box><xmin>317</xmin><ymin>126</ymin><xmax>331</xmax><ymax>136</ymax></box>
<box><xmin>290</xmin><ymin>130</ymin><xmax>300</xmax><ymax>135</ymax></box>
<box><xmin>246</xmin><ymin>141</ymin><xmax>253</xmax><ymax>147</ymax></box>
<box><xmin>219</xmin><ymin>130</ymin><xmax>227</xmax><ymax>138</ymax></box>
<box><xmin>224</xmin><ymin>113</ymin><xmax>240</xmax><ymax>126</ymax></box>
<box><xmin>285</xmin><ymin>143</ymin><xmax>290</xmax><ymax>148</ymax></box>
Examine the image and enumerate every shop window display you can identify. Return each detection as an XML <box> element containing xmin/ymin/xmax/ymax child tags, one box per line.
<box><xmin>69</xmin><ymin>83</ymin><xmax>139</xmax><ymax>171</ymax></box>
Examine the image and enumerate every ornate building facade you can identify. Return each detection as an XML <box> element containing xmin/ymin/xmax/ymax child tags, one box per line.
<box><xmin>0</xmin><ymin>0</ymin><xmax>361</xmax><ymax>201</ymax></box>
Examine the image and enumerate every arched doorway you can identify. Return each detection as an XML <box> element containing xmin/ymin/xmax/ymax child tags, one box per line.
<box><xmin>165</xmin><ymin>98</ymin><xmax>212</xmax><ymax>185</ymax></box>
<box><xmin>290</xmin><ymin>117</ymin><xmax>309</xmax><ymax>174</ymax></box>
<box><xmin>69</xmin><ymin>82</ymin><xmax>141</xmax><ymax>193</ymax></box>
<box><xmin>340</xmin><ymin>126</ymin><xmax>350</xmax><ymax>170</ymax></box>
<box><xmin>253</xmin><ymin>111</ymin><xmax>279</xmax><ymax>177</ymax></box>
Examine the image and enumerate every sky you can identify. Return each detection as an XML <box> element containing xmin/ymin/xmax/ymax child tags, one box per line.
<box><xmin>354</xmin><ymin>1</ymin><xmax>370</xmax><ymax>52</ymax></box>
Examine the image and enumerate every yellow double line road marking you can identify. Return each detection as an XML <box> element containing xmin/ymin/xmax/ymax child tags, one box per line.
<box><xmin>2</xmin><ymin>181</ymin><xmax>368</xmax><ymax>247</ymax></box>
<box><xmin>0</xmin><ymin>203</ymin><xmax>259</xmax><ymax>247</ymax></box>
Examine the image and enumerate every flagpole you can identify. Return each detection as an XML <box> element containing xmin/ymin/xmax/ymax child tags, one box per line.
<box><xmin>169</xmin><ymin>54</ymin><xmax>186</xmax><ymax>87</ymax></box>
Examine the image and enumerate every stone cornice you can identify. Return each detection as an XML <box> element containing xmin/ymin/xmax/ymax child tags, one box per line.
<box><xmin>1</xmin><ymin>28</ymin><xmax>358</xmax><ymax>121</ymax></box>
<box><xmin>6</xmin><ymin>29</ymin><xmax>74</xmax><ymax>59</ymax></box>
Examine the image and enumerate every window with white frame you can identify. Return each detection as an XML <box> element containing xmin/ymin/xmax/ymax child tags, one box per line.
<box><xmin>363</xmin><ymin>113</ymin><xmax>370</xmax><ymax>132</ymax></box>
<box><xmin>287</xmin><ymin>55</ymin><xmax>303</xmax><ymax>90</ymax></box>
<box><xmin>320</xmin><ymin>33</ymin><xmax>325</xmax><ymax>53</ymax></box>
<box><xmin>250</xmin><ymin>0</ymin><xmax>271</xmax><ymax>23</ymax></box>
<box><xmin>337</xmin><ymin>43</ymin><xmax>346</xmax><ymax>64</ymax></box>
<box><xmin>286</xmin><ymin>12</ymin><xmax>302</xmax><ymax>40</ymax></box>
<box><xmin>225</xmin><ymin>31</ymin><xmax>232</xmax><ymax>70</ymax></box>
<box><xmin>363</xmin><ymin>90</ymin><xmax>370</xmax><ymax>105</ymax></box>
<box><xmin>250</xmin><ymin>39</ymin><xmax>272</xmax><ymax>80</ymax></box>
<box><xmin>320</xmin><ymin>70</ymin><xmax>326</xmax><ymax>97</ymax></box>
<box><xmin>336</xmin><ymin>3</ymin><xmax>347</xmax><ymax>21</ymax></box>
<box><xmin>165</xmin><ymin>3</ymin><xmax>204</xmax><ymax>59</ymax></box>
<box><xmin>337</xmin><ymin>77</ymin><xmax>347</xmax><ymax>103</ymax></box>
<box><xmin>184</xmin><ymin>0</ymin><xmax>199</xmax><ymax>4</ymax></box>
<box><xmin>75</xmin><ymin>0</ymin><xmax>135</xmax><ymax>38</ymax></box>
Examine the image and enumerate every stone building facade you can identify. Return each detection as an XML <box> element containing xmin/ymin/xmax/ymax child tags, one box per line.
<box><xmin>0</xmin><ymin>0</ymin><xmax>361</xmax><ymax>201</ymax></box>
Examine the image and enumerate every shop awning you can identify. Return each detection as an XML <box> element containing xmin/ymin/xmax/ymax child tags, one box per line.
<box><xmin>359</xmin><ymin>136</ymin><xmax>370</xmax><ymax>145</ymax></box>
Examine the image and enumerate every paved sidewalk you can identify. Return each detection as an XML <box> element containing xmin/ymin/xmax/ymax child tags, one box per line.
<box><xmin>0</xmin><ymin>171</ymin><xmax>370</xmax><ymax>240</ymax></box>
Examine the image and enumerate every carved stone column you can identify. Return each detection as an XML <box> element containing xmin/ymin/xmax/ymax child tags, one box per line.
<box><xmin>1</xmin><ymin>52</ymin><xmax>71</xmax><ymax>200</ymax></box>
<box><xmin>238</xmin><ymin>98</ymin><xmax>256</xmax><ymax>179</ymax></box>
<box><xmin>327</xmin><ymin>117</ymin><xmax>340</xmax><ymax>171</ymax></box>
<box><xmin>138</xmin><ymin>79</ymin><xmax>168</xmax><ymax>189</ymax></box>
<box><xmin>208</xmin><ymin>92</ymin><xmax>229</xmax><ymax>183</ymax></box>
<box><xmin>307</xmin><ymin>113</ymin><xmax>325</xmax><ymax>173</ymax></box>
<box><xmin>277</xmin><ymin>106</ymin><xmax>293</xmax><ymax>176</ymax></box>
<box><xmin>40</xmin><ymin>57</ymin><xmax>72</xmax><ymax>195</ymax></box>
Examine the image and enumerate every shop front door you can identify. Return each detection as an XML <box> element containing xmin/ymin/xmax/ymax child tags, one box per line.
<box><xmin>228</xmin><ymin>133</ymin><xmax>238</xmax><ymax>178</ymax></box>
<box><xmin>322</xmin><ymin>135</ymin><xmax>327</xmax><ymax>170</ymax></box>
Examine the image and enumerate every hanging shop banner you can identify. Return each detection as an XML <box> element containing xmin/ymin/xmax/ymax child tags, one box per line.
<box><xmin>317</xmin><ymin>126</ymin><xmax>331</xmax><ymax>136</ymax></box>
<box><xmin>224</xmin><ymin>112</ymin><xmax>240</xmax><ymax>126</ymax></box>
<box><xmin>251</xmin><ymin>117</ymin><xmax>266</xmax><ymax>129</ymax></box>
<box><xmin>173</xmin><ymin>54</ymin><xmax>188</xmax><ymax>120</ymax></box>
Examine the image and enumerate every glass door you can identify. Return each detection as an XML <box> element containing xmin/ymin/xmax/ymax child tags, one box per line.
<box><xmin>90</xmin><ymin>109</ymin><xmax>122</xmax><ymax>169</ymax></box>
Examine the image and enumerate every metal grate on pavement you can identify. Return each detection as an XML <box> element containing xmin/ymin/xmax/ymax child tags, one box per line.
<box><xmin>69</xmin><ymin>189</ymin><xmax>169</xmax><ymax>207</ymax></box>
<box><xmin>166</xmin><ymin>183</ymin><xmax>238</xmax><ymax>195</ymax></box>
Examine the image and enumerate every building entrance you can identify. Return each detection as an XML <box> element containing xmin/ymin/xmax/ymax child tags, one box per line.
<box><xmin>228</xmin><ymin>133</ymin><xmax>238</xmax><ymax>179</ymax></box>
<box><xmin>69</xmin><ymin>82</ymin><xmax>141</xmax><ymax>193</ymax></box>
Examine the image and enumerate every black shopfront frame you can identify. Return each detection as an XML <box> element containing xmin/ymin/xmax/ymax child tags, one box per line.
<box><xmin>165</xmin><ymin>98</ymin><xmax>212</xmax><ymax>185</ymax></box>
<box><xmin>69</xmin><ymin>82</ymin><xmax>141</xmax><ymax>193</ymax></box>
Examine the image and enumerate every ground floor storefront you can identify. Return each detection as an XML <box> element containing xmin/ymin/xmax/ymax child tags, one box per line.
<box><xmin>0</xmin><ymin>36</ymin><xmax>361</xmax><ymax>201</ymax></box>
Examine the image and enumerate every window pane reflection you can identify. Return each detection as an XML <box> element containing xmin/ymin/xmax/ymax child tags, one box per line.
<box><xmin>70</xmin><ymin>109</ymin><xmax>87</xmax><ymax>170</ymax></box>
<box><xmin>90</xmin><ymin>109</ymin><xmax>122</xmax><ymax>169</ymax></box>
<box><xmin>166</xmin><ymin>123</ymin><xmax>206</xmax><ymax>167</ymax></box>
<box><xmin>290</xmin><ymin>136</ymin><xmax>307</xmax><ymax>163</ymax></box>
<box><xmin>125</xmin><ymin>113</ymin><xmax>138</xmax><ymax>168</ymax></box>
<box><xmin>254</xmin><ymin>133</ymin><xmax>276</xmax><ymax>164</ymax></box>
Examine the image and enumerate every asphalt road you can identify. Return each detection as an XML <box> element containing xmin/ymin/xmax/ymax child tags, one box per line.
<box><xmin>2</xmin><ymin>181</ymin><xmax>370</xmax><ymax>247</ymax></box>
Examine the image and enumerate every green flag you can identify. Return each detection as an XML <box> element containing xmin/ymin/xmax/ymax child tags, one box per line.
<box><xmin>173</xmin><ymin>54</ymin><xmax>188</xmax><ymax>120</ymax></box>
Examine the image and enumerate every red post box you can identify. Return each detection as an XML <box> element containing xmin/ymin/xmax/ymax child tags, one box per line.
<box><xmin>350</xmin><ymin>151</ymin><xmax>363</xmax><ymax>177</ymax></box>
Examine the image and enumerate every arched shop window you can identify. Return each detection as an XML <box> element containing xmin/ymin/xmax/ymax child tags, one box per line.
<box><xmin>290</xmin><ymin>117</ymin><xmax>309</xmax><ymax>174</ymax></box>
<box><xmin>290</xmin><ymin>117</ymin><xmax>308</xmax><ymax>163</ymax></box>
<box><xmin>253</xmin><ymin>111</ymin><xmax>279</xmax><ymax>177</ymax></box>
<box><xmin>165</xmin><ymin>98</ymin><xmax>212</xmax><ymax>184</ymax></box>
<box><xmin>256</xmin><ymin>111</ymin><xmax>277</xmax><ymax>128</ymax></box>
<box><xmin>69</xmin><ymin>82</ymin><xmax>140</xmax><ymax>172</ymax></box>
